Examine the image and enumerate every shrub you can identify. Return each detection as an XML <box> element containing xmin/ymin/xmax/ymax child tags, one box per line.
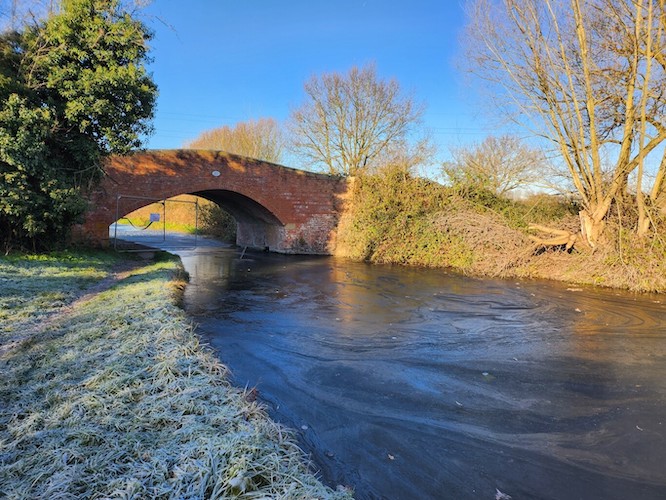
<box><xmin>199</xmin><ymin>203</ymin><xmax>237</xmax><ymax>242</ymax></box>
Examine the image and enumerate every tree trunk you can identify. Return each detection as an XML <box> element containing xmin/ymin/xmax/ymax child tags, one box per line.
<box><xmin>637</xmin><ymin>208</ymin><xmax>651</xmax><ymax>237</ymax></box>
<box><xmin>579</xmin><ymin>209</ymin><xmax>606</xmax><ymax>248</ymax></box>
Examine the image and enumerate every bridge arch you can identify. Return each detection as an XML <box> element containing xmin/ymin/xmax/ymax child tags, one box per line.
<box><xmin>192</xmin><ymin>189</ymin><xmax>284</xmax><ymax>249</ymax></box>
<box><xmin>77</xmin><ymin>150</ymin><xmax>348</xmax><ymax>254</ymax></box>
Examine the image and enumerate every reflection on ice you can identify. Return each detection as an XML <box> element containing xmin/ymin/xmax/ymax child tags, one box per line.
<box><xmin>176</xmin><ymin>244</ymin><xmax>666</xmax><ymax>500</ymax></box>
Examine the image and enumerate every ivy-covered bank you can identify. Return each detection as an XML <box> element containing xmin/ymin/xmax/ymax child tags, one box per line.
<box><xmin>334</xmin><ymin>167</ymin><xmax>666</xmax><ymax>293</ymax></box>
<box><xmin>0</xmin><ymin>251</ymin><xmax>351</xmax><ymax>499</ymax></box>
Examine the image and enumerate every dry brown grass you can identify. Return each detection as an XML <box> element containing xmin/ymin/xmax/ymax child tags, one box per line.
<box><xmin>429</xmin><ymin>207</ymin><xmax>666</xmax><ymax>292</ymax></box>
<box><xmin>430</xmin><ymin>202</ymin><xmax>533</xmax><ymax>277</ymax></box>
<box><xmin>517</xmin><ymin>224</ymin><xmax>666</xmax><ymax>292</ymax></box>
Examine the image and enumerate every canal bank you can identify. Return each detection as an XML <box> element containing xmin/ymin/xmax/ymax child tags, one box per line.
<box><xmin>0</xmin><ymin>251</ymin><xmax>350</xmax><ymax>498</ymax></box>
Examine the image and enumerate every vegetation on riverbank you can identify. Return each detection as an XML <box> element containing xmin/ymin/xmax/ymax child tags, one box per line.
<box><xmin>335</xmin><ymin>166</ymin><xmax>666</xmax><ymax>293</ymax></box>
<box><xmin>0</xmin><ymin>251</ymin><xmax>350</xmax><ymax>498</ymax></box>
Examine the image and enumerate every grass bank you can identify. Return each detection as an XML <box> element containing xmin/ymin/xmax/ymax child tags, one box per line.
<box><xmin>0</xmin><ymin>251</ymin><xmax>351</xmax><ymax>499</ymax></box>
<box><xmin>335</xmin><ymin>168</ymin><xmax>666</xmax><ymax>293</ymax></box>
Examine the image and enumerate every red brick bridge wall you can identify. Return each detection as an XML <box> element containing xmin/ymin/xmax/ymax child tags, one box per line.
<box><xmin>77</xmin><ymin>149</ymin><xmax>349</xmax><ymax>254</ymax></box>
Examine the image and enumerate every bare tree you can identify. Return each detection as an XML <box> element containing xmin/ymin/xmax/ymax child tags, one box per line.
<box><xmin>1</xmin><ymin>1</ymin><xmax>153</xmax><ymax>31</ymax></box>
<box><xmin>289</xmin><ymin>64</ymin><xmax>425</xmax><ymax>176</ymax></box>
<box><xmin>0</xmin><ymin>0</ymin><xmax>58</xmax><ymax>30</ymax></box>
<box><xmin>443</xmin><ymin>135</ymin><xmax>544</xmax><ymax>197</ymax></box>
<box><xmin>465</xmin><ymin>0</ymin><xmax>666</xmax><ymax>246</ymax></box>
<box><xmin>185</xmin><ymin>117</ymin><xmax>285</xmax><ymax>164</ymax></box>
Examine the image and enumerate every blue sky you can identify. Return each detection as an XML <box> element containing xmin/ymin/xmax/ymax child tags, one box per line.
<box><xmin>142</xmin><ymin>1</ymin><xmax>496</xmax><ymax>167</ymax></box>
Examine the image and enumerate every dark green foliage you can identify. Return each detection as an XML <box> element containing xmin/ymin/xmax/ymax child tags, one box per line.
<box><xmin>199</xmin><ymin>204</ymin><xmax>237</xmax><ymax>242</ymax></box>
<box><xmin>27</xmin><ymin>0</ymin><xmax>156</xmax><ymax>155</ymax></box>
<box><xmin>0</xmin><ymin>0</ymin><xmax>156</xmax><ymax>252</ymax></box>
<box><xmin>0</xmin><ymin>94</ymin><xmax>86</xmax><ymax>250</ymax></box>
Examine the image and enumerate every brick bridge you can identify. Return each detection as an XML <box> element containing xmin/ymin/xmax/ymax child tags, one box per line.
<box><xmin>77</xmin><ymin>150</ymin><xmax>349</xmax><ymax>254</ymax></box>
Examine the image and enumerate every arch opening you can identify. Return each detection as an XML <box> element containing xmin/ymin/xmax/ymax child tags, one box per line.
<box><xmin>193</xmin><ymin>189</ymin><xmax>283</xmax><ymax>226</ymax></box>
<box><xmin>193</xmin><ymin>189</ymin><xmax>284</xmax><ymax>250</ymax></box>
<box><xmin>107</xmin><ymin>190</ymin><xmax>285</xmax><ymax>251</ymax></box>
<box><xmin>109</xmin><ymin>194</ymin><xmax>205</xmax><ymax>250</ymax></box>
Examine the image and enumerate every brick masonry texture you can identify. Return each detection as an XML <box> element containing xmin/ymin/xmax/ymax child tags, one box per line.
<box><xmin>75</xmin><ymin>150</ymin><xmax>350</xmax><ymax>254</ymax></box>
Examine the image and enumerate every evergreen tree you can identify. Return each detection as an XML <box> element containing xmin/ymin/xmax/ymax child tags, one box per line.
<box><xmin>0</xmin><ymin>0</ymin><xmax>156</xmax><ymax>251</ymax></box>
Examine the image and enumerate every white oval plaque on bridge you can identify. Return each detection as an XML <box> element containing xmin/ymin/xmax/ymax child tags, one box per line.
<box><xmin>211</xmin><ymin>170</ymin><xmax>221</xmax><ymax>177</ymax></box>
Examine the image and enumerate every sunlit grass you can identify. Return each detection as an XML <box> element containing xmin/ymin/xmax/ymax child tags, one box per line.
<box><xmin>0</xmin><ymin>252</ymin><xmax>351</xmax><ymax>499</ymax></box>
<box><xmin>0</xmin><ymin>251</ymin><xmax>120</xmax><ymax>342</ymax></box>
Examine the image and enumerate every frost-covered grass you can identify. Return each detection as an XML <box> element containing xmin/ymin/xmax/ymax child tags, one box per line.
<box><xmin>0</xmin><ymin>251</ymin><xmax>118</xmax><ymax>343</ymax></box>
<box><xmin>0</xmin><ymin>252</ymin><xmax>350</xmax><ymax>499</ymax></box>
